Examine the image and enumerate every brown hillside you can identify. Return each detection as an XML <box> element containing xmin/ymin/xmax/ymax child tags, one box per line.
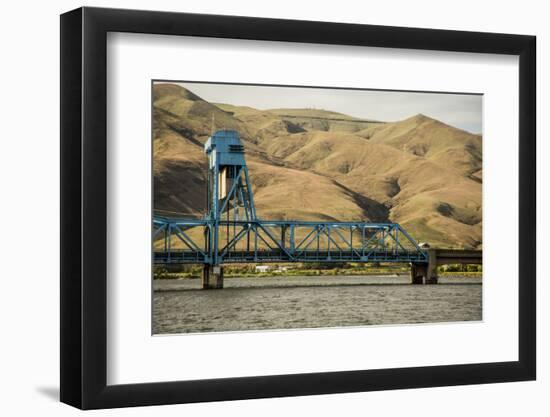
<box><xmin>152</xmin><ymin>83</ymin><xmax>482</xmax><ymax>248</ymax></box>
<box><xmin>268</xmin><ymin>108</ymin><xmax>381</xmax><ymax>133</ymax></box>
<box><xmin>360</xmin><ymin>114</ymin><xmax>482</xmax><ymax>177</ymax></box>
<box><xmin>152</xmin><ymin>85</ymin><xmax>380</xmax><ymax>222</ymax></box>
<box><xmin>263</xmin><ymin>130</ymin><xmax>481</xmax><ymax>248</ymax></box>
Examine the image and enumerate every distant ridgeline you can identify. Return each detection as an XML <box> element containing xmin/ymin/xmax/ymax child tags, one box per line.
<box><xmin>245</xmin><ymin>108</ymin><xmax>384</xmax><ymax>134</ymax></box>
<box><xmin>153</xmin><ymin>83</ymin><xmax>482</xmax><ymax>249</ymax></box>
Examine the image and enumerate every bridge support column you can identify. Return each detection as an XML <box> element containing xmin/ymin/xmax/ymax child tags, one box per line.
<box><xmin>411</xmin><ymin>249</ymin><xmax>438</xmax><ymax>284</ymax></box>
<box><xmin>202</xmin><ymin>265</ymin><xmax>224</xmax><ymax>289</ymax></box>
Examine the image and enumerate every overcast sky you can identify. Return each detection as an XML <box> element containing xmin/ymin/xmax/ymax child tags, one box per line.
<box><xmin>163</xmin><ymin>81</ymin><xmax>482</xmax><ymax>134</ymax></box>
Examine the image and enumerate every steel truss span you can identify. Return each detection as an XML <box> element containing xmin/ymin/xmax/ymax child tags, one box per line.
<box><xmin>153</xmin><ymin>218</ymin><xmax>428</xmax><ymax>265</ymax></box>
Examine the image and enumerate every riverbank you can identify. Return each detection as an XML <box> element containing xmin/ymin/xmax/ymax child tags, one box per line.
<box><xmin>154</xmin><ymin>269</ymin><xmax>482</xmax><ymax>280</ymax></box>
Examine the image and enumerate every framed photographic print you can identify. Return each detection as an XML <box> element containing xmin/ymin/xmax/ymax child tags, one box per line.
<box><xmin>60</xmin><ymin>6</ymin><xmax>536</xmax><ymax>409</ymax></box>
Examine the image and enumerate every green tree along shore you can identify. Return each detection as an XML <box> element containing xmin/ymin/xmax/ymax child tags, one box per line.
<box><xmin>153</xmin><ymin>262</ymin><xmax>482</xmax><ymax>280</ymax></box>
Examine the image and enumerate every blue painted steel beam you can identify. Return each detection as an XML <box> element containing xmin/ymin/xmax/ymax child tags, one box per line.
<box><xmin>153</xmin><ymin>219</ymin><xmax>428</xmax><ymax>264</ymax></box>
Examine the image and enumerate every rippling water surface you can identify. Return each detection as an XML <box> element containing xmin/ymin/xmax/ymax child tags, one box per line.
<box><xmin>153</xmin><ymin>275</ymin><xmax>482</xmax><ymax>334</ymax></box>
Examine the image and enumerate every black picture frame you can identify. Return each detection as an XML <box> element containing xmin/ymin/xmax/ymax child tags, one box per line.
<box><xmin>60</xmin><ymin>6</ymin><xmax>536</xmax><ymax>410</ymax></box>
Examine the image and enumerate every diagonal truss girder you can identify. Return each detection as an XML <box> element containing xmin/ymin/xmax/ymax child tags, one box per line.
<box><xmin>153</xmin><ymin>218</ymin><xmax>428</xmax><ymax>265</ymax></box>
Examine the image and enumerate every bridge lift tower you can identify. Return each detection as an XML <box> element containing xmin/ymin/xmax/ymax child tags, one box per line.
<box><xmin>202</xmin><ymin>130</ymin><xmax>257</xmax><ymax>288</ymax></box>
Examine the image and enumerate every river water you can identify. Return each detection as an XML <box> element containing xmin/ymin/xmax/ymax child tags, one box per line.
<box><xmin>153</xmin><ymin>275</ymin><xmax>482</xmax><ymax>334</ymax></box>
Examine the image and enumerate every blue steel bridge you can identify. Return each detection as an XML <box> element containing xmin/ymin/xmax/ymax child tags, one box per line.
<box><xmin>153</xmin><ymin>218</ymin><xmax>428</xmax><ymax>265</ymax></box>
<box><xmin>154</xmin><ymin>129</ymin><xmax>430</xmax><ymax>289</ymax></box>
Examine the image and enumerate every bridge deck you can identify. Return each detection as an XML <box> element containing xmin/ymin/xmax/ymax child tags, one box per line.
<box><xmin>153</xmin><ymin>249</ymin><xmax>427</xmax><ymax>264</ymax></box>
<box><xmin>434</xmin><ymin>249</ymin><xmax>482</xmax><ymax>265</ymax></box>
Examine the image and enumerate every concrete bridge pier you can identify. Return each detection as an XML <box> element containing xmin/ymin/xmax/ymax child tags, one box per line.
<box><xmin>411</xmin><ymin>249</ymin><xmax>438</xmax><ymax>284</ymax></box>
<box><xmin>202</xmin><ymin>265</ymin><xmax>224</xmax><ymax>289</ymax></box>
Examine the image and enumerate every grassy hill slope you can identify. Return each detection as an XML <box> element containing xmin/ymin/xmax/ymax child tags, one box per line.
<box><xmin>152</xmin><ymin>83</ymin><xmax>482</xmax><ymax>248</ymax></box>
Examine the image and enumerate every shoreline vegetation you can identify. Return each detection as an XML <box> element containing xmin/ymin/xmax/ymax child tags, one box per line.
<box><xmin>153</xmin><ymin>263</ymin><xmax>482</xmax><ymax>280</ymax></box>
